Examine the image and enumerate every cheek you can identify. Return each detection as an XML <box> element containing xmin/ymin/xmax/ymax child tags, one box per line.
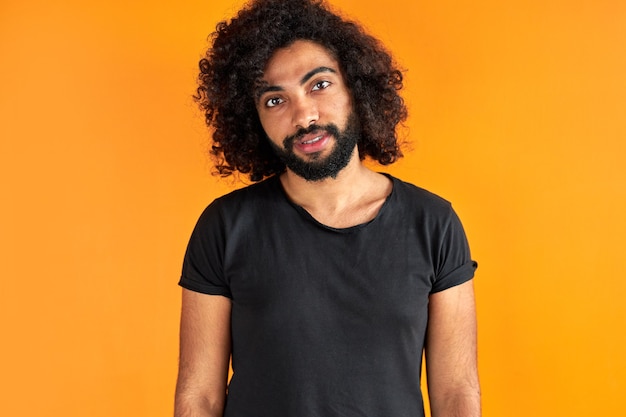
<box><xmin>330</xmin><ymin>87</ymin><xmax>352</xmax><ymax>109</ymax></box>
<box><xmin>256</xmin><ymin>109</ymin><xmax>272</xmax><ymax>133</ymax></box>
<box><xmin>323</xmin><ymin>93</ymin><xmax>352</xmax><ymax>123</ymax></box>
<box><xmin>258</xmin><ymin>112</ymin><xmax>285</xmax><ymax>143</ymax></box>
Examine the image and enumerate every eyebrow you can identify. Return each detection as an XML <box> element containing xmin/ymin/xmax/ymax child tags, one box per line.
<box><xmin>300</xmin><ymin>66</ymin><xmax>337</xmax><ymax>85</ymax></box>
<box><xmin>255</xmin><ymin>66</ymin><xmax>337</xmax><ymax>101</ymax></box>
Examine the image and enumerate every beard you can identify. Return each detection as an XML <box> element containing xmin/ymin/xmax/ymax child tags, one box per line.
<box><xmin>268</xmin><ymin>113</ymin><xmax>360</xmax><ymax>182</ymax></box>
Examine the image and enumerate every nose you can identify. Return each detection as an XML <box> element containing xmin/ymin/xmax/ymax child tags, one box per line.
<box><xmin>291</xmin><ymin>95</ymin><xmax>318</xmax><ymax>129</ymax></box>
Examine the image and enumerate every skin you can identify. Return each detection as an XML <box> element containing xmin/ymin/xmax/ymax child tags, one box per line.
<box><xmin>427</xmin><ymin>280</ymin><xmax>482</xmax><ymax>417</ymax></box>
<box><xmin>174</xmin><ymin>40</ymin><xmax>481</xmax><ymax>417</ymax></box>
<box><xmin>255</xmin><ymin>40</ymin><xmax>354</xmax><ymax>164</ymax></box>
<box><xmin>174</xmin><ymin>290</ymin><xmax>231</xmax><ymax>417</ymax></box>
<box><xmin>255</xmin><ymin>40</ymin><xmax>392</xmax><ymax>228</ymax></box>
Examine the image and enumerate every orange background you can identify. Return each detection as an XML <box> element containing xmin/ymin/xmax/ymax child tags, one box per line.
<box><xmin>1</xmin><ymin>0</ymin><xmax>625</xmax><ymax>415</ymax></box>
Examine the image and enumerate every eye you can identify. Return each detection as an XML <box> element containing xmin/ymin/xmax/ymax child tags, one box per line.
<box><xmin>265</xmin><ymin>97</ymin><xmax>284</xmax><ymax>108</ymax></box>
<box><xmin>312</xmin><ymin>80</ymin><xmax>331</xmax><ymax>91</ymax></box>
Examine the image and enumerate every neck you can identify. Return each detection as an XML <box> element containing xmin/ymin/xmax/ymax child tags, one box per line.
<box><xmin>278</xmin><ymin>149</ymin><xmax>393</xmax><ymax>228</ymax></box>
<box><xmin>280</xmin><ymin>150</ymin><xmax>364</xmax><ymax>204</ymax></box>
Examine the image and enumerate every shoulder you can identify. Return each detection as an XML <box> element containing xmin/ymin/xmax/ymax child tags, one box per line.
<box><xmin>385</xmin><ymin>174</ymin><xmax>453</xmax><ymax>215</ymax></box>
<box><xmin>381</xmin><ymin>174</ymin><xmax>470</xmax><ymax>241</ymax></box>
<box><xmin>214</xmin><ymin>175</ymin><xmax>281</xmax><ymax>206</ymax></box>
<box><xmin>194</xmin><ymin>176</ymin><xmax>284</xmax><ymax>229</ymax></box>
<box><xmin>203</xmin><ymin>175</ymin><xmax>282</xmax><ymax>215</ymax></box>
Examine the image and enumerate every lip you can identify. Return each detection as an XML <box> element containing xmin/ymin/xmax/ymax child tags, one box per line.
<box><xmin>293</xmin><ymin>131</ymin><xmax>331</xmax><ymax>154</ymax></box>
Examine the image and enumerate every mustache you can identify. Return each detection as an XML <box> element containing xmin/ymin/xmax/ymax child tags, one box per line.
<box><xmin>282</xmin><ymin>123</ymin><xmax>341</xmax><ymax>148</ymax></box>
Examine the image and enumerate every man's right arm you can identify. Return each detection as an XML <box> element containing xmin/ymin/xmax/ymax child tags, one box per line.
<box><xmin>174</xmin><ymin>289</ymin><xmax>232</xmax><ymax>417</ymax></box>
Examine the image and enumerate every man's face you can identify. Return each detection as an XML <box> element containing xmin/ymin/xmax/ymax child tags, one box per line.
<box><xmin>255</xmin><ymin>40</ymin><xmax>358</xmax><ymax>181</ymax></box>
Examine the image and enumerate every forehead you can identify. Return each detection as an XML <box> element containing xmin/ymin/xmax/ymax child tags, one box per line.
<box><xmin>261</xmin><ymin>40</ymin><xmax>341</xmax><ymax>84</ymax></box>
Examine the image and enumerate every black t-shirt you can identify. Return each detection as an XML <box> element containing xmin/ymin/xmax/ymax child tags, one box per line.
<box><xmin>180</xmin><ymin>174</ymin><xmax>477</xmax><ymax>417</ymax></box>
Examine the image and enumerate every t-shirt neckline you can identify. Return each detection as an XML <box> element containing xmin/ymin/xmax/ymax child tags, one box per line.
<box><xmin>272</xmin><ymin>173</ymin><xmax>396</xmax><ymax>234</ymax></box>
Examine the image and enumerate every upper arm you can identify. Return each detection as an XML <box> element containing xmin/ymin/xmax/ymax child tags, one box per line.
<box><xmin>425</xmin><ymin>280</ymin><xmax>481</xmax><ymax>416</ymax></box>
<box><xmin>175</xmin><ymin>288</ymin><xmax>232</xmax><ymax>416</ymax></box>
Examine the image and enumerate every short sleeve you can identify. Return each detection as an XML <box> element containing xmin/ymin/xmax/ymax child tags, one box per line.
<box><xmin>178</xmin><ymin>201</ymin><xmax>232</xmax><ymax>298</ymax></box>
<box><xmin>430</xmin><ymin>205</ymin><xmax>477</xmax><ymax>293</ymax></box>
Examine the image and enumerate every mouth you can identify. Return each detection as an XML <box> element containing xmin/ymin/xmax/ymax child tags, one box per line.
<box><xmin>293</xmin><ymin>131</ymin><xmax>330</xmax><ymax>154</ymax></box>
<box><xmin>300</xmin><ymin>134</ymin><xmax>324</xmax><ymax>145</ymax></box>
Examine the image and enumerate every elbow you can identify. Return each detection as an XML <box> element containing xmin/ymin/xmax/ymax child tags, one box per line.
<box><xmin>174</xmin><ymin>389</ymin><xmax>226</xmax><ymax>417</ymax></box>
<box><xmin>429</xmin><ymin>384</ymin><xmax>482</xmax><ymax>417</ymax></box>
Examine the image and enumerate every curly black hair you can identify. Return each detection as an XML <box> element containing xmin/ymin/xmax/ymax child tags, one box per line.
<box><xmin>195</xmin><ymin>0</ymin><xmax>407</xmax><ymax>182</ymax></box>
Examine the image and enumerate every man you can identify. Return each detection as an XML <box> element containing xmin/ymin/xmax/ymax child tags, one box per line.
<box><xmin>175</xmin><ymin>0</ymin><xmax>480</xmax><ymax>416</ymax></box>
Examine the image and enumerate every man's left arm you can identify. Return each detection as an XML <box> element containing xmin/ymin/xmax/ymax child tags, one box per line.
<box><xmin>425</xmin><ymin>279</ymin><xmax>481</xmax><ymax>417</ymax></box>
